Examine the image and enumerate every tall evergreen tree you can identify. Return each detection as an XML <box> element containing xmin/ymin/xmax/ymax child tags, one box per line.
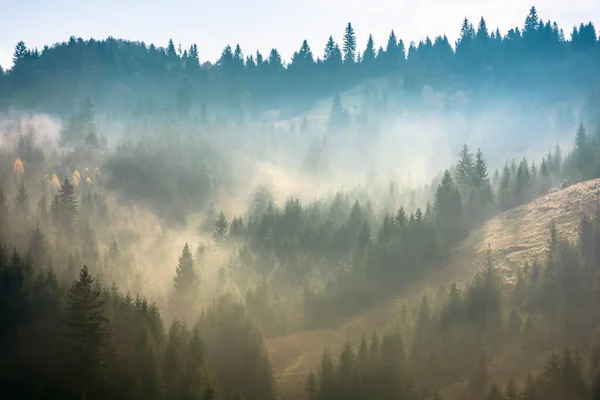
<box><xmin>60</xmin><ymin>265</ymin><xmax>109</xmax><ymax>399</ymax></box>
<box><xmin>268</xmin><ymin>48</ymin><xmax>283</xmax><ymax>70</ymax></box>
<box><xmin>12</xmin><ymin>41</ymin><xmax>28</xmax><ymax>67</ymax></box>
<box><xmin>15</xmin><ymin>182</ymin><xmax>29</xmax><ymax>217</ymax></box>
<box><xmin>573</xmin><ymin>123</ymin><xmax>593</xmax><ymax>180</ymax></box>
<box><xmin>455</xmin><ymin>144</ymin><xmax>475</xmax><ymax>191</ymax></box>
<box><xmin>51</xmin><ymin>177</ymin><xmax>78</xmax><ymax>240</ymax></box>
<box><xmin>474</xmin><ymin>148</ymin><xmax>490</xmax><ymax>188</ymax></box>
<box><xmin>167</xmin><ymin>39</ymin><xmax>178</xmax><ymax>60</ymax></box>
<box><xmin>173</xmin><ymin>243</ymin><xmax>197</xmax><ymax>295</ymax></box>
<box><xmin>328</xmin><ymin>94</ymin><xmax>350</xmax><ymax>130</ymax></box>
<box><xmin>188</xmin><ymin>44</ymin><xmax>200</xmax><ymax>68</ymax></box>
<box><xmin>434</xmin><ymin>170</ymin><xmax>466</xmax><ymax>247</ymax></box>
<box><xmin>362</xmin><ymin>34</ymin><xmax>376</xmax><ymax>67</ymax></box>
<box><xmin>28</xmin><ymin>223</ymin><xmax>46</xmax><ymax>269</ymax></box>
<box><xmin>385</xmin><ymin>30</ymin><xmax>401</xmax><ymax>69</ymax></box>
<box><xmin>0</xmin><ymin>185</ymin><xmax>8</xmax><ymax>240</ymax></box>
<box><xmin>213</xmin><ymin>211</ymin><xmax>229</xmax><ymax>244</ymax></box>
<box><xmin>342</xmin><ymin>23</ymin><xmax>357</xmax><ymax>64</ymax></box>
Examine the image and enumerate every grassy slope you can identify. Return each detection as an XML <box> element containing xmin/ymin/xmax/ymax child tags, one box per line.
<box><xmin>267</xmin><ymin>178</ymin><xmax>600</xmax><ymax>399</ymax></box>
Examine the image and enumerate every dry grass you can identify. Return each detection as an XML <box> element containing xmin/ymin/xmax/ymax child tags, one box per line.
<box><xmin>267</xmin><ymin>178</ymin><xmax>600</xmax><ymax>399</ymax></box>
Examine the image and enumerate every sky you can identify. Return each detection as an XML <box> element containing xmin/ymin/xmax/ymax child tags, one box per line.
<box><xmin>1</xmin><ymin>0</ymin><xmax>599</xmax><ymax>70</ymax></box>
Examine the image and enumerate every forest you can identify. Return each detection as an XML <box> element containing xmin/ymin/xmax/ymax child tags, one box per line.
<box><xmin>1</xmin><ymin>4</ymin><xmax>600</xmax><ymax>400</ymax></box>
<box><xmin>0</xmin><ymin>6</ymin><xmax>599</xmax><ymax>119</ymax></box>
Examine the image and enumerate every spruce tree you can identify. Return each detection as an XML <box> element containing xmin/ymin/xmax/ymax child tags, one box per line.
<box><xmin>12</xmin><ymin>41</ymin><xmax>28</xmax><ymax>67</ymax></box>
<box><xmin>213</xmin><ymin>211</ymin><xmax>229</xmax><ymax>244</ymax></box>
<box><xmin>342</xmin><ymin>23</ymin><xmax>357</xmax><ymax>64</ymax></box>
<box><xmin>229</xmin><ymin>216</ymin><xmax>245</xmax><ymax>238</ymax></box>
<box><xmin>574</xmin><ymin>123</ymin><xmax>592</xmax><ymax>180</ymax></box>
<box><xmin>305</xmin><ymin>369</ymin><xmax>317</xmax><ymax>400</ymax></box>
<box><xmin>318</xmin><ymin>349</ymin><xmax>336</xmax><ymax>400</ymax></box>
<box><xmin>173</xmin><ymin>243</ymin><xmax>197</xmax><ymax>295</ymax></box>
<box><xmin>455</xmin><ymin>144</ymin><xmax>475</xmax><ymax>191</ymax></box>
<box><xmin>15</xmin><ymin>181</ymin><xmax>29</xmax><ymax>216</ymax></box>
<box><xmin>268</xmin><ymin>48</ymin><xmax>283</xmax><ymax>70</ymax></box>
<box><xmin>385</xmin><ymin>30</ymin><xmax>399</xmax><ymax>68</ymax></box>
<box><xmin>233</xmin><ymin>44</ymin><xmax>244</xmax><ymax>68</ymax></box>
<box><xmin>188</xmin><ymin>44</ymin><xmax>200</xmax><ymax>67</ymax></box>
<box><xmin>167</xmin><ymin>39</ymin><xmax>178</xmax><ymax>60</ymax></box>
<box><xmin>28</xmin><ymin>223</ymin><xmax>46</xmax><ymax>269</ymax></box>
<box><xmin>182</xmin><ymin>327</ymin><xmax>208</xmax><ymax>398</ymax></box>
<box><xmin>51</xmin><ymin>177</ymin><xmax>78</xmax><ymax>240</ymax></box>
<box><xmin>328</xmin><ymin>94</ymin><xmax>349</xmax><ymax>130</ymax></box>
<box><xmin>362</xmin><ymin>34</ymin><xmax>376</xmax><ymax>66</ymax></box>
<box><xmin>324</xmin><ymin>36</ymin><xmax>341</xmax><ymax>64</ymax></box>
<box><xmin>0</xmin><ymin>185</ymin><xmax>8</xmax><ymax>239</ymax></box>
<box><xmin>474</xmin><ymin>148</ymin><xmax>490</xmax><ymax>188</ymax></box>
<box><xmin>456</xmin><ymin>18</ymin><xmax>475</xmax><ymax>62</ymax></box>
<box><xmin>355</xmin><ymin>220</ymin><xmax>371</xmax><ymax>261</ymax></box>
<box><xmin>60</xmin><ymin>265</ymin><xmax>109</xmax><ymax>399</ymax></box>
<box><xmin>434</xmin><ymin>170</ymin><xmax>465</xmax><ymax>246</ymax></box>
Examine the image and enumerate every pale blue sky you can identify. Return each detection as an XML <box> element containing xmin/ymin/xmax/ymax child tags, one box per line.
<box><xmin>0</xmin><ymin>0</ymin><xmax>598</xmax><ymax>70</ymax></box>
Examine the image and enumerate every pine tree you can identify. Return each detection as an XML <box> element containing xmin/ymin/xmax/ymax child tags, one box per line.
<box><xmin>305</xmin><ymin>369</ymin><xmax>318</xmax><ymax>400</ymax></box>
<box><xmin>60</xmin><ymin>265</ymin><xmax>109</xmax><ymax>399</ymax></box>
<box><xmin>455</xmin><ymin>144</ymin><xmax>475</xmax><ymax>191</ymax></box>
<box><xmin>456</xmin><ymin>18</ymin><xmax>476</xmax><ymax>62</ymax></box>
<box><xmin>355</xmin><ymin>220</ymin><xmax>371</xmax><ymax>262</ymax></box>
<box><xmin>328</xmin><ymin>94</ymin><xmax>349</xmax><ymax>130</ymax></box>
<box><xmin>51</xmin><ymin>177</ymin><xmax>78</xmax><ymax>240</ymax></box>
<box><xmin>342</xmin><ymin>23</ymin><xmax>357</xmax><ymax>64</ymax></box>
<box><xmin>12</xmin><ymin>41</ymin><xmax>28</xmax><ymax>66</ymax></box>
<box><xmin>318</xmin><ymin>349</ymin><xmax>336</xmax><ymax>400</ymax></box>
<box><xmin>434</xmin><ymin>170</ymin><xmax>465</xmax><ymax>246</ymax></box>
<box><xmin>324</xmin><ymin>36</ymin><xmax>342</xmax><ymax>69</ymax></box>
<box><xmin>0</xmin><ymin>185</ymin><xmax>8</xmax><ymax>239</ymax></box>
<box><xmin>28</xmin><ymin>223</ymin><xmax>46</xmax><ymax>269</ymax></box>
<box><xmin>173</xmin><ymin>243</ymin><xmax>197</xmax><ymax>295</ymax></box>
<box><xmin>188</xmin><ymin>44</ymin><xmax>200</xmax><ymax>68</ymax></box>
<box><xmin>290</xmin><ymin>40</ymin><xmax>314</xmax><ymax>71</ymax></box>
<box><xmin>220</xmin><ymin>45</ymin><xmax>234</xmax><ymax>70</ymax></box>
<box><xmin>182</xmin><ymin>327</ymin><xmax>208</xmax><ymax>398</ymax></box>
<box><xmin>523</xmin><ymin>6</ymin><xmax>539</xmax><ymax>37</ymax></box>
<box><xmin>233</xmin><ymin>44</ymin><xmax>244</xmax><ymax>68</ymax></box>
<box><xmin>268</xmin><ymin>48</ymin><xmax>283</xmax><ymax>70</ymax></box>
<box><xmin>385</xmin><ymin>30</ymin><xmax>399</xmax><ymax>68</ymax></box>
<box><xmin>229</xmin><ymin>216</ymin><xmax>245</xmax><ymax>238</ymax></box>
<box><xmin>476</xmin><ymin>17</ymin><xmax>490</xmax><ymax>43</ymax></box>
<box><xmin>213</xmin><ymin>211</ymin><xmax>229</xmax><ymax>244</ymax></box>
<box><xmin>574</xmin><ymin>123</ymin><xmax>592</xmax><ymax>180</ymax></box>
<box><xmin>474</xmin><ymin>148</ymin><xmax>490</xmax><ymax>188</ymax></box>
<box><xmin>167</xmin><ymin>39</ymin><xmax>178</xmax><ymax>60</ymax></box>
<box><xmin>15</xmin><ymin>181</ymin><xmax>29</xmax><ymax>216</ymax></box>
<box><xmin>337</xmin><ymin>341</ymin><xmax>356</xmax><ymax>398</ymax></box>
<box><xmin>362</xmin><ymin>34</ymin><xmax>376</xmax><ymax>66</ymax></box>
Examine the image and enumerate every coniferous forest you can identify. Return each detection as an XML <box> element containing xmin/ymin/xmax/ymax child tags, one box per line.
<box><xmin>2</xmin><ymin>5</ymin><xmax>600</xmax><ymax>400</ymax></box>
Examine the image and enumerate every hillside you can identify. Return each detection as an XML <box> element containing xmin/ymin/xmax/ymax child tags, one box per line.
<box><xmin>267</xmin><ymin>178</ymin><xmax>600</xmax><ymax>399</ymax></box>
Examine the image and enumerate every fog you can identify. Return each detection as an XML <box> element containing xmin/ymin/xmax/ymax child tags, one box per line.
<box><xmin>1</xmin><ymin>9</ymin><xmax>600</xmax><ymax>399</ymax></box>
<box><xmin>0</xmin><ymin>85</ymin><xmax>584</xmax><ymax>305</ymax></box>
